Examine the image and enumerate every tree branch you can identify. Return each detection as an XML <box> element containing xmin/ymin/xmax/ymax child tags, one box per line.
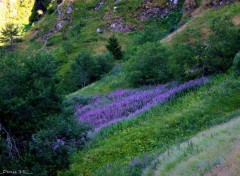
<box><xmin>0</xmin><ymin>122</ymin><xmax>20</xmax><ymax>159</ymax></box>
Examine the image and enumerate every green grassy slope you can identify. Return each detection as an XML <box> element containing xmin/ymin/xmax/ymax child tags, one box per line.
<box><xmin>27</xmin><ymin>0</ymin><xmax>183</xmax><ymax>57</ymax></box>
<box><xmin>69</xmin><ymin>3</ymin><xmax>240</xmax><ymax>97</ymax></box>
<box><xmin>61</xmin><ymin>73</ymin><xmax>240</xmax><ymax>176</ymax></box>
<box><xmin>143</xmin><ymin>113</ymin><xmax>240</xmax><ymax>176</ymax></box>
<box><xmin>20</xmin><ymin>0</ymin><xmax>185</xmax><ymax>93</ymax></box>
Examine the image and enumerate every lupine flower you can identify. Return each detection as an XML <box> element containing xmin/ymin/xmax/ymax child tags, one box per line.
<box><xmin>75</xmin><ymin>78</ymin><xmax>209</xmax><ymax>130</ymax></box>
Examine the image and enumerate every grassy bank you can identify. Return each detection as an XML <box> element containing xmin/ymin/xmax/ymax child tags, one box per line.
<box><xmin>60</xmin><ymin>73</ymin><xmax>240</xmax><ymax>176</ymax></box>
<box><xmin>143</xmin><ymin>112</ymin><xmax>240</xmax><ymax>176</ymax></box>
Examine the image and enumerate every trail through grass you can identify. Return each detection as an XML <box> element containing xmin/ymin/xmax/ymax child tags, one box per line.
<box><xmin>143</xmin><ymin>112</ymin><xmax>240</xmax><ymax>176</ymax></box>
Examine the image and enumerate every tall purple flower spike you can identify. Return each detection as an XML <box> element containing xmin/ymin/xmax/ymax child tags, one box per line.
<box><xmin>75</xmin><ymin>77</ymin><xmax>209</xmax><ymax>131</ymax></box>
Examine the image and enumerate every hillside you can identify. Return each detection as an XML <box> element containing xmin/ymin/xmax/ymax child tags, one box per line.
<box><xmin>0</xmin><ymin>0</ymin><xmax>240</xmax><ymax>176</ymax></box>
<box><xmin>61</xmin><ymin>73</ymin><xmax>240</xmax><ymax>176</ymax></box>
<box><xmin>69</xmin><ymin>2</ymin><xmax>240</xmax><ymax>96</ymax></box>
<box><xmin>16</xmin><ymin>0</ymin><xmax>239</xmax><ymax>93</ymax></box>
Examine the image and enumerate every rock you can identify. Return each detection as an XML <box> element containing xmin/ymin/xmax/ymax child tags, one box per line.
<box><xmin>66</xmin><ymin>6</ymin><xmax>72</xmax><ymax>14</ymax></box>
<box><xmin>96</xmin><ymin>28</ymin><xmax>101</xmax><ymax>33</ymax></box>
<box><xmin>183</xmin><ymin>0</ymin><xmax>197</xmax><ymax>14</ymax></box>
<box><xmin>56</xmin><ymin>22</ymin><xmax>62</xmax><ymax>29</ymax></box>
<box><xmin>94</xmin><ymin>2</ymin><xmax>104</xmax><ymax>10</ymax></box>
<box><xmin>174</xmin><ymin>0</ymin><xmax>178</xmax><ymax>5</ymax></box>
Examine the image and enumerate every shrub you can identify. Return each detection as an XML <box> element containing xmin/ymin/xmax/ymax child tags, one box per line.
<box><xmin>126</xmin><ymin>42</ymin><xmax>171</xmax><ymax>86</ymax></box>
<box><xmin>0</xmin><ymin>50</ymin><xmax>61</xmax><ymax>171</ymax></box>
<box><xmin>95</xmin><ymin>52</ymin><xmax>114</xmax><ymax>79</ymax></box>
<box><xmin>70</xmin><ymin>52</ymin><xmax>97</xmax><ymax>88</ymax></box>
<box><xmin>233</xmin><ymin>52</ymin><xmax>240</xmax><ymax>74</ymax></box>
<box><xmin>69</xmin><ymin>52</ymin><xmax>114</xmax><ymax>90</ymax></box>
<box><xmin>0</xmin><ymin>49</ymin><xmax>91</xmax><ymax>175</ymax></box>
<box><xmin>168</xmin><ymin>43</ymin><xmax>199</xmax><ymax>81</ymax></box>
<box><xmin>202</xmin><ymin>17</ymin><xmax>240</xmax><ymax>74</ymax></box>
<box><xmin>26</xmin><ymin>115</ymin><xmax>91</xmax><ymax>175</ymax></box>
<box><xmin>0</xmin><ymin>51</ymin><xmax>60</xmax><ymax>134</ymax></box>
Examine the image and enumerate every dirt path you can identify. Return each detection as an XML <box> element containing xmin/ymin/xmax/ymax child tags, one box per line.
<box><xmin>161</xmin><ymin>23</ymin><xmax>188</xmax><ymax>42</ymax></box>
<box><xmin>204</xmin><ymin>143</ymin><xmax>240</xmax><ymax>176</ymax></box>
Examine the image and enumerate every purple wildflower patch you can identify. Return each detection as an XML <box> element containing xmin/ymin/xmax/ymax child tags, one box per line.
<box><xmin>75</xmin><ymin>78</ymin><xmax>209</xmax><ymax>130</ymax></box>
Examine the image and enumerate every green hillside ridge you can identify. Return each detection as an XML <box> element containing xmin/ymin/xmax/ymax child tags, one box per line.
<box><xmin>70</xmin><ymin>2</ymin><xmax>240</xmax><ymax>97</ymax></box>
<box><xmin>10</xmin><ymin>0</ymin><xmax>239</xmax><ymax>94</ymax></box>
<box><xmin>23</xmin><ymin>0</ymin><xmax>186</xmax><ymax>93</ymax></box>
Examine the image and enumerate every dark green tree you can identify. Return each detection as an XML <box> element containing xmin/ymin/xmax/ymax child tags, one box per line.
<box><xmin>0</xmin><ymin>23</ymin><xmax>20</xmax><ymax>47</ymax></box>
<box><xmin>0</xmin><ymin>51</ymin><xmax>60</xmax><ymax>155</ymax></box>
<box><xmin>70</xmin><ymin>52</ymin><xmax>97</xmax><ymax>88</ymax></box>
<box><xmin>106</xmin><ymin>35</ymin><xmax>123</xmax><ymax>60</ymax></box>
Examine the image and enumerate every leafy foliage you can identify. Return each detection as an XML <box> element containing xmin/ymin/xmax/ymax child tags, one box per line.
<box><xmin>106</xmin><ymin>35</ymin><xmax>123</xmax><ymax>60</ymax></box>
<box><xmin>70</xmin><ymin>52</ymin><xmax>98</xmax><ymax>88</ymax></box>
<box><xmin>126</xmin><ymin>42</ymin><xmax>171</xmax><ymax>86</ymax></box>
<box><xmin>0</xmin><ymin>48</ymin><xmax>91</xmax><ymax>175</ymax></box>
<box><xmin>233</xmin><ymin>52</ymin><xmax>240</xmax><ymax>74</ymax></box>
<box><xmin>69</xmin><ymin>52</ymin><xmax>114</xmax><ymax>91</ymax></box>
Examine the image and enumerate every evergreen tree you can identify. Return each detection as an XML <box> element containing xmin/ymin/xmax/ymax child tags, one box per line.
<box><xmin>0</xmin><ymin>23</ymin><xmax>19</xmax><ymax>47</ymax></box>
<box><xmin>106</xmin><ymin>35</ymin><xmax>123</xmax><ymax>60</ymax></box>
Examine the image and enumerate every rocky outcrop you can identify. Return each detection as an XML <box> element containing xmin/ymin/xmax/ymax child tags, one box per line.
<box><xmin>183</xmin><ymin>0</ymin><xmax>240</xmax><ymax>17</ymax></box>
<box><xmin>135</xmin><ymin>0</ymin><xmax>179</xmax><ymax>21</ymax></box>
<box><xmin>39</xmin><ymin>0</ymin><xmax>74</xmax><ymax>42</ymax></box>
<box><xmin>182</xmin><ymin>0</ymin><xmax>197</xmax><ymax>16</ymax></box>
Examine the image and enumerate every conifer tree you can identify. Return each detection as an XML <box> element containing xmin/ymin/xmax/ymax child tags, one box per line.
<box><xmin>0</xmin><ymin>23</ymin><xmax>19</xmax><ymax>47</ymax></box>
<box><xmin>106</xmin><ymin>35</ymin><xmax>123</xmax><ymax>60</ymax></box>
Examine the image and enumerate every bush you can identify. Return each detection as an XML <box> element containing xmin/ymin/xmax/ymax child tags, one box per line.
<box><xmin>0</xmin><ymin>51</ymin><xmax>60</xmax><ymax>134</ymax></box>
<box><xmin>95</xmin><ymin>52</ymin><xmax>114</xmax><ymax>79</ymax></box>
<box><xmin>0</xmin><ymin>50</ymin><xmax>61</xmax><ymax>174</ymax></box>
<box><xmin>202</xmin><ymin>17</ymin><xmax>240</xmax><ymax>74</ymax></box>
<box><xmin>233</xmin><ymin>52</ymin><xmax>240</xmax><ymax>74</ymax></box>
<box><xmin>126</xmin><ymin>42</ymin><xmax>171</xmax><ymax>86</ymax></box>
<box><xmin>69</xmin><ymin>52</ymin><xmax>114</xmax><ymax>90</ymax></box>
<box><xmin>0</xmin><ymin>49</ymin><xmax>91</xmax><ymax>175</ymax></box>
<box><xmin>168</xmin><ymin>43</ymin><xmax>199</xmax><ymax>81</ymax></box>
<box><xmin>25</xmin><ymin>115</ymin><xmax>91</xmax><ymax>175</ymax></box>
<box><xmin>70</xmin><ymin>52</ymin><xmax>97</xmax><ymax>88</ymax></box>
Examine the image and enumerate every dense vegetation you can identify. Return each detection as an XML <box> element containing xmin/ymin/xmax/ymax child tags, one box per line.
<box><xmin>0</xmin><ymin>49</ymin><xmax>90</xmax><ymax>175</ymax></box>
<box><xmin>0</xmin><ymin>0</ymin><xmax>240</xmax><ymax>176</ymax></box>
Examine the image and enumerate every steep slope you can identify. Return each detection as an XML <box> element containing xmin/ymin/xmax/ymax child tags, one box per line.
<box><xmin>61</xmin><ymin>73</ymin><xmax>240</xmax><ymax>176</ymax></box>
<box><xmin>69</xmin><ymin>2</ymin><xmax>240</xmax><ymax>97</ymax></box>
